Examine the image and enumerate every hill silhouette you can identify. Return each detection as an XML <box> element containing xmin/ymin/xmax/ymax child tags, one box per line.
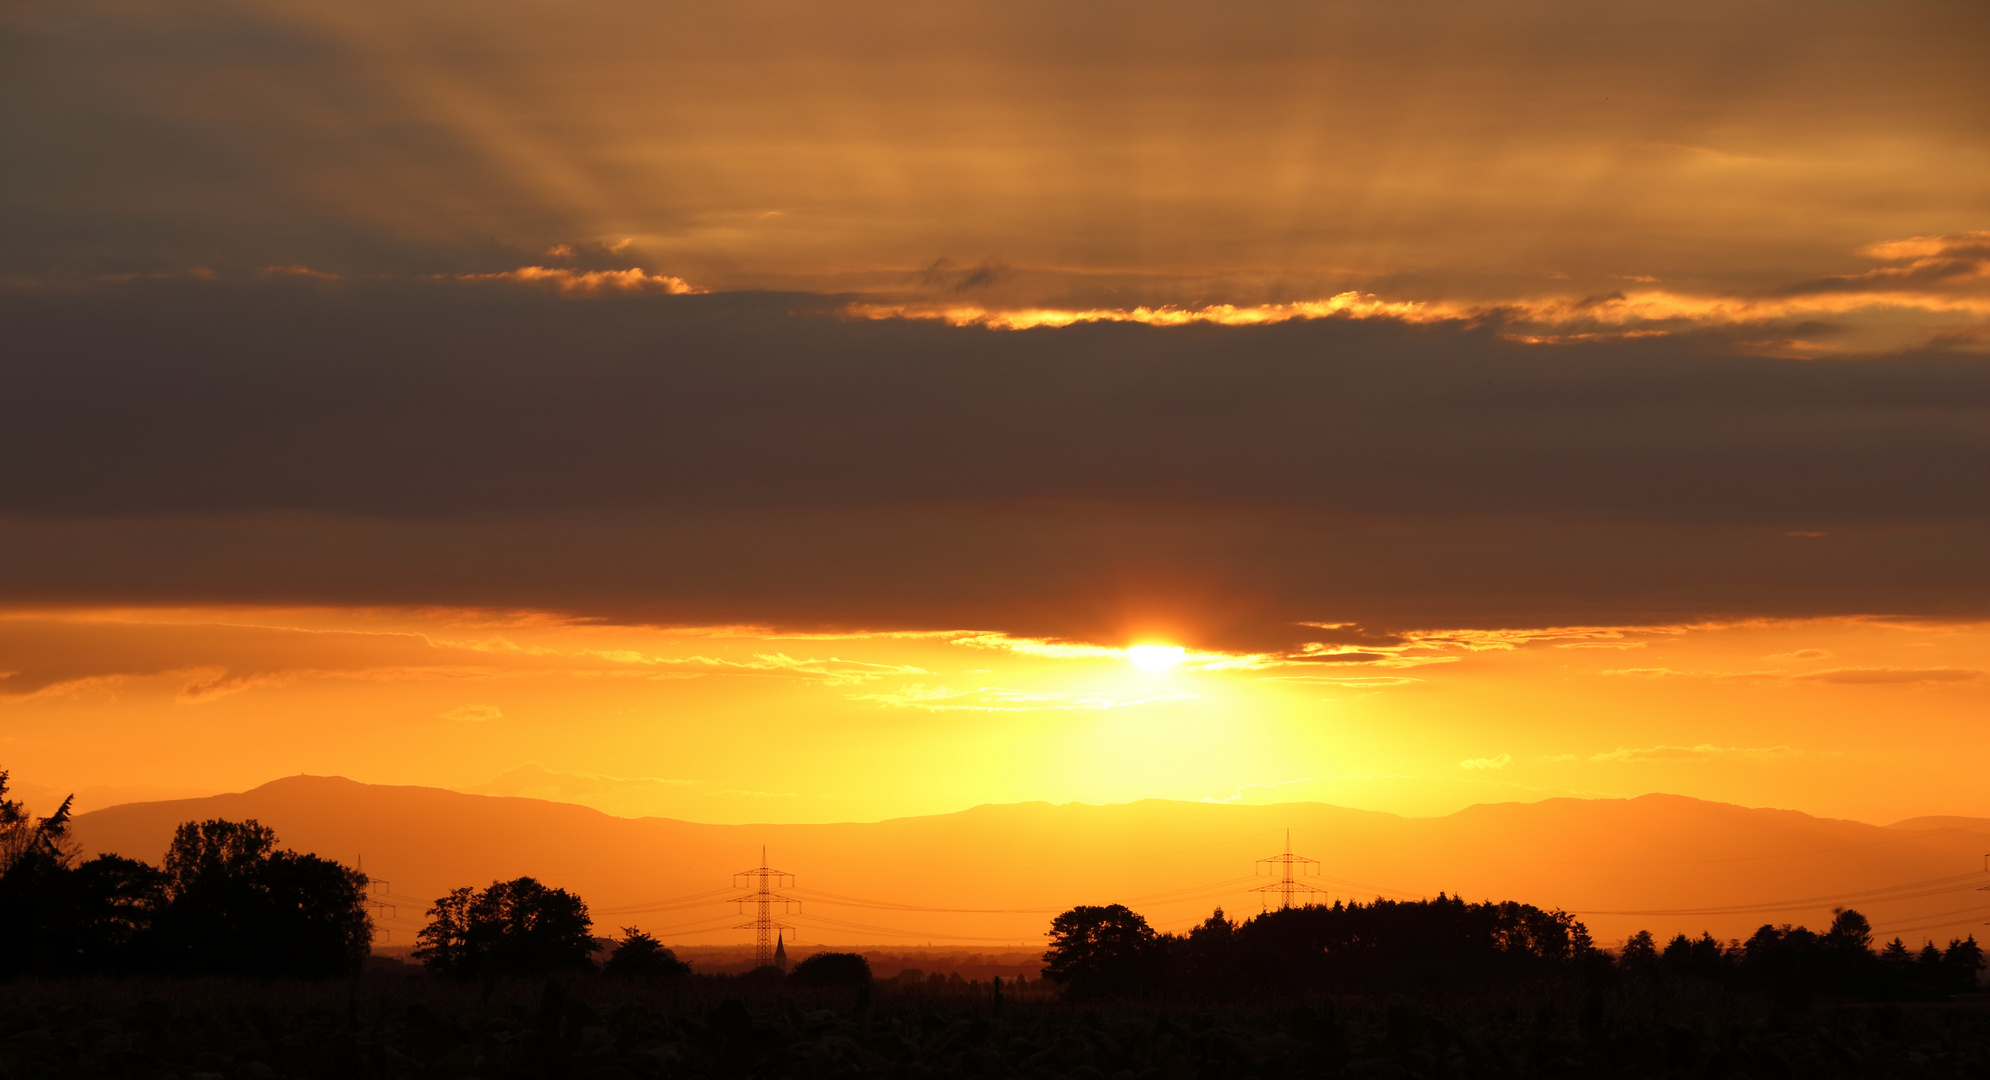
<box><xmin>69</xmin><ymin>777</ymin><xmax>1990</xmax><ymax>950</ymax></box>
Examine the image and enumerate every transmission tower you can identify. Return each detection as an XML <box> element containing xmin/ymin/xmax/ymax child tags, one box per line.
<box><xmin>731</xmin><ymin>846</ymin><xmax>800</xmax><ymax>968</ymax></box>
<box><xmin>1252</xmin><ymin>829</ymin><xmax>1327</xmax><ymax>911</ymax></box>
<box><xmin>358</xmin><ymin>854</ymin><xmax>397</xmax><ymax>943</ymax></box>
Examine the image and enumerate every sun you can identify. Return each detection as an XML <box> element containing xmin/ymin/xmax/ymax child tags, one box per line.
<box><xmin>1126</xmin><ymin>644</ymin><xmax>1187</xmax><ymax>672</ymax></box>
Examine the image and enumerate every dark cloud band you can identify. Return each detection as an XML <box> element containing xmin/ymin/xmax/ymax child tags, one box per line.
<box><xmin>2</xmin><ymin>281</ymin><xmax>1985</xmax><ymax>647</ymax></box>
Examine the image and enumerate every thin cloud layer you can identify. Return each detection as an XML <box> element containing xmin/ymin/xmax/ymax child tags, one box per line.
<box><xmin>0</xmin><ymin>612</ymin><xmax>928</xmax><ymax>703</ymax></box>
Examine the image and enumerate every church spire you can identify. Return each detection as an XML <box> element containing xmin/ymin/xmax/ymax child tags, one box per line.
<box><xmin>773</xmin><ymin>931</ymin><xmax>788</xmax><ymax>972</ymax></box>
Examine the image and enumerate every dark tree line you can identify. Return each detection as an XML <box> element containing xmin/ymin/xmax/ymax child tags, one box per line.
<box><xmin>1044</xmin><ymin>895</ymin><xmax>1592</xmax><ymax>999</ymax></box>
<box><xmin>1043</xmin><ymin>896</ymin><xmax>1986</xmax><ymax>1001</ymax></box>
<box><xmin>0</xmin><ymin>774</ymin><xmax>371</xmax><ymax>978</ymax></box>
<box><xmin>1617</xmin><ymin>908</ymin><xmax>1985</xmax><ymax>1001</ymax></box>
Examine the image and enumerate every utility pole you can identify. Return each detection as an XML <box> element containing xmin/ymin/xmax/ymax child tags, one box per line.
<box><xmin>1252</xmin><ymin>829</ymin><xmax>1327</xmax><ymax>911</ymax></box>
<box><xmin>731</xmin><ymin>846</ymin><xmax>800</xmax><ymax>968</ymax></box>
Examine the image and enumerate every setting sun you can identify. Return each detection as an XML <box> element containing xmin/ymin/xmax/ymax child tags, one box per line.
<box><xmin>1126</xmin><ymin>644</ymin><xmax>1188</xmax><ymax>672</ymax></box>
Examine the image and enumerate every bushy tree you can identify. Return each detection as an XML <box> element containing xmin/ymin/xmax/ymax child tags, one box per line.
<box><xmin>603</xmin><ymin>927</ymin><xmax>690</xmax><ymax>980</ymax></box>
<box><xmin>415</xmin><ymin>876</ymin><xmax>598</xmax><ymax>977</ymax></box>
<box><xmin>1043</xmin><ymin>904</ymin><xmax>1156</xmax><ymax>999</ymax></box>
<box><xmin>150</xmin><ymin>819</ymin><xmax>371</xmax><ymax>977</ymax></box>
<box><xmin>789</xmin><ymin>951</ymin><xmax>872</xmax><ymax>987</ymax></box>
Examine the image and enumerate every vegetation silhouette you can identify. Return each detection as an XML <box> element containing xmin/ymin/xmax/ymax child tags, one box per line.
<box><xmin>788</xmin><ymin>951</ymin><xmax>873</xmax><ymax>987</ymax></box>
<box><xmin>152</xmin><ymin>819</ymin><xmax>370</xmax><ymax>977</ymax></box>
<box><xmin>414</xmin><ymin>876</ymin><xmax>599</xmax><ymax>978</ymax></box>
<box><xmin>1041</xmin><ymin>904</ymin><xmax>1158</xmax><ymax>999</ymax></box>
<box><xmin>602</xmin><ymin>927</ymin><xmax>691</xmax><ymax>981</ymax></box>
<box><xmin>1040</xmin><ymin>895</ymin><xmax>1984</xmax><ymax>1003</ymax></box>
<box><xmin>0</xmin><ymin>774</ymin><xmax>370</xmax><ymax>977</ymax></box>
<box><xmin>1045</xmin><ymin>896</ymin><xmax>1593</xmax><ymax>999</ymax></box>
<box><xmin>4</xmin><ymin>766</ymin><xmax>1984</xmax><ymax>1029</ymax></box>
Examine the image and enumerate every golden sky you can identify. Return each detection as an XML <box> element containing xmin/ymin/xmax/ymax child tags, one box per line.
<box><xmin>8</xmin><ymin>606</ymin><xmax>1987</xmax><ymax>827</ymax></box>
<box><xmin>3</xmin><ymin>0</ymin><xmax>1988</xmax><ymax>832</ymax></box>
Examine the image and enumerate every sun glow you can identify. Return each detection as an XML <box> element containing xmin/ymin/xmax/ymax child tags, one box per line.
<box><xmin>1126</xmin><ymin>644</ymin><xmax>1188</xmax><ymax>672</ymax></box>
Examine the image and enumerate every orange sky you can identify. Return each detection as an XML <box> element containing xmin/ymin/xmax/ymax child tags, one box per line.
<box><xmin>3</xmin><ymin>0</ymin><xmax>1989</xmax><ymax>896</ymax></box>
<box><xmin>8</xmin><ymin>606</ymin><xmax>1986</xmax><ymax>827</ymax></box>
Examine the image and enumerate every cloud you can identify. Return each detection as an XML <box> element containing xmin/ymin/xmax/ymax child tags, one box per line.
<box><xmin>0</xmin><ymin>613</ymin><xmax>931</xmax><ymax>706</ymax></box>
<box><xmin>847</xmin><ymin>292</ymin><xmax>1438</xmax><ymax>330</ymax></box>
<box><xmin>1797</xmin><ymin>232</ymin><xmax>1990</xmax><ymax>293</ymax></box>
<box><xmin>1589</xmin><ymin>744</ymin><xmax>1797</xmax><ymax>763</ymax></box>
<box><xmin>1794</xmin><ymin>667</ymin><xmax>1981</xmax><ymax>686</ymax></box>
<box><xmin>447</xmin><ymin>267</ymin><xmax>703</xmax><ymax>296</ymax></box>
<box><xmin>851</xmin><ymin>683</ymin><xmax>1196</xmax><ymax>712</ymax></box>
<box><xmin>173</xmin><ymin>667</ymin><xmax>296</xmax><ymax>703</ymax></box>
<box><xmin>1601</xmin><ymin>663</ymin><xmax>1983</xmax><ymax>687</ymax></box>
<box><xmin>847</xmin><ymin>237</ymin><xmax>1990</xmax><ymax>354</ymax></box>
<box><xmin>3</xmin><ymin>283</ymin><xmax>1990</xmax><ymax>649</ymax></box>
<box><xmin>1458</xmin><ymin>754</ymin><xmax>1512</xmax><ymax>770</ymax></box>
<box><xmin>442</xmin><ymin>703</ymin><xmax>503</xmax><ymax>722</ymax></box>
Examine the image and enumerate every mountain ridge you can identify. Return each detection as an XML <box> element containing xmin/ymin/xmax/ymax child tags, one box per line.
<box><xmin>70</xmin><ymin>776</ymin><xmax>1990</xmax><ymax>950</ymax></box>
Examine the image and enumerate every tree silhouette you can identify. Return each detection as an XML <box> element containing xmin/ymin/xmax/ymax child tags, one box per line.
<box><xmin>1943</xmin><ymin>936</ymin><xmax>1985</xmax><ymax>994</ymax></box>
<box><xmin>150</xmin><ymin>819</ymin><xmax>370</xmax><ymax>977</ymax></box>
<box><xmin>65</xmin><ymin>855</ymin><xmax>167</xmax><ymax>972</ymax></box>
<box><xmin>0</xmin><ymin>771</ymin><xmax>74</xmax><ymax>875</ymax></box>
<box><xmin>1618</xmin><ymin>930</ymin><xmax>1659</xmax><ymax>972</ymax></box>
<box><xmin>3</xmin><ymin>791</ymin><xmax>366</xmax><ymax>978</ymax></box>
<box><xmin>1043</xmin><ymin>904</ymin><xmax>1156</xmax><ymax>998</ymax></box>
<box><xmin>603</xmin><ymin>927</ymin><xmax>690</xmax><ymax>980</ymax></box>
<box><xmin>414</xmin><ymin>876</ymin><xmax>598</xmax><ymax>977</ymax></box>
<box><xmin>789</xmin><ymin>951</ymin><xmax>873</xmax><ymax>987</ymax></box>
<box><xmin>0</xmin><ymin>774</ymin><xmax>81</xmax><ymax>975</ymax></box>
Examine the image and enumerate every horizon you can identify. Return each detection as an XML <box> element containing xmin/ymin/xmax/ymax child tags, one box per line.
<box><xmin>58</xmin><ymin>772</ymin><xmax>1990</xmax><ymax>949</ymax></box>
<box><xmin>36</xmin><ymin>770</ymin><xmax>1983</xmax><ymax>831</ymax></box>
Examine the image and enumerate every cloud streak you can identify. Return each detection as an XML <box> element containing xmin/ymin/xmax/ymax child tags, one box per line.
<box><xmin>852</xmin><ymin>683</ymin><xmax>1197</xmax><ymax>712</ymax></box>
<box><xmin>1589</xmin><ymin>744</ymin><xmax>1797</xmax><ymax>763</ymax></box>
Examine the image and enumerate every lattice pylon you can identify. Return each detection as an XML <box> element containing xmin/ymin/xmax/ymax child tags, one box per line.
<box><xmin>1252</xmin><ymin>829</ymin><xmax>1327</xmax><ymax>911</ymax></box>
<box><xmin>731</xmin><ymin>846</ymin><xmax>800</xmax><ymax>968</ymax></box>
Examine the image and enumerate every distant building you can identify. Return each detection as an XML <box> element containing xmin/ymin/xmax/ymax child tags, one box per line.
<box><xmin>773</xmin><ymin>933</ymin><xmax>788</xmax><ymax>972</ymax></box>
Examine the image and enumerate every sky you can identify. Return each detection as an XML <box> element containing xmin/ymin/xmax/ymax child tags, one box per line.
<box><xmin>3</xmin><ymin>0</ymin><xmax>1988</xmax><ymax>830</ymax></box>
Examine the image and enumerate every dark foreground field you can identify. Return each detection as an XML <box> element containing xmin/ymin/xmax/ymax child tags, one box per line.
<box><xmin>3</xmin><ymin>973</ymin><xmax>1987</xmax><ymax>1080</ymax></box>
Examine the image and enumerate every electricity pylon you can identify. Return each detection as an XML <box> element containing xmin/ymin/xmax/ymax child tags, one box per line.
<box><xmin>731</xmin><ymin>846</ymin><xmax>800</xmax><ymax>968</ymax></box>
<box><xmin>1252</xmin><ymin>829</ymin><xmax>1327</xmax><ymax>911</ymax></box>
<box><xmin>358</xmin><ymin>854</ymin><xmax>397</xmax><ymax>943</ymax></box>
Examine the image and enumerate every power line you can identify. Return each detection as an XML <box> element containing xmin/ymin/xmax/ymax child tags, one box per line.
<box><xmin>788</xmin><ymin>886</ymin><xmax>1059</xmax><ymax>915</ymax></box>
<box><xmin>1573</xmin><ymin>873</ymin><xmax>1985</xmax><ymax>917</ymax></box>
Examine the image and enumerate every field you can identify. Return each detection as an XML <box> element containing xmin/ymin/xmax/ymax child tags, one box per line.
<box><xmin>5</xmin><ymin>972</ymin><xmax>1988</xmax><ymax>1079</ymax></box>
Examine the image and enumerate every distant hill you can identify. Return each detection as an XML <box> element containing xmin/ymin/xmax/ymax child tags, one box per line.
<box><xmin>70</xmin><ymin>777</ymin><xmax>1990</xmax><ymax>952</ymax></box>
